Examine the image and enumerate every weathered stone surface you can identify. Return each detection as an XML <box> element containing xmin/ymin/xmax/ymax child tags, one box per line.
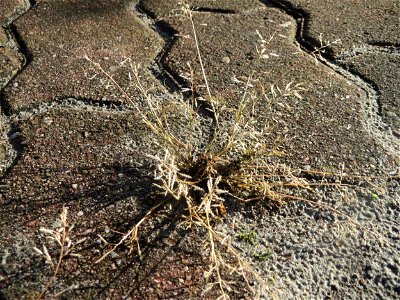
<box><xmin>341</xmin><ymin>52</ymin><xmax>400</xmax><ymax>136</ymax></box>
<box><xmin>0</xmin><ymin>1</ymin><xmax>399</xmax><ymax>299</ymax></box>
<box><xmin>3</xmin><ymin>0</ymin><xmax>164</xmax><ymax>112</ymax></box>
<box><xmin>0</xmin><ymin>0</ymin><xmax>28</xmax><ymax>24</ymax></box>
<box><xmin>140</xmin><ymin>0</ymin><xmax>264</xmax><ymax>18</ymax></box>
<box><xmin>155</xmin><ymin>7</ymin><xmax>395</xmax><ymax>172</ymax></box>
<box><xmin>1</xmin><ymin>105</ymin><xmax>149</xmax><ymax>219</ymax></box>
<box><xmin>0</xmin><ymin>103</ymin><xmax>209</xmax><ymax>298</ymax></box>
<box><xmin>0</xmin><ymin>46</ymin><xmax>21</xmax><ymax>86</ymax></box>
<box><xmin>0</xmin><ymin>29</ymin><xmax>7</xmax><ymax>45</ymax></box>
<box><xmin>0</xmin><ymin>0</ymin><xmax>28</xmax><ymax>84</ymax></box>
<box><xmin>277</xmin><ymin>0</ymin><xmax>400</xmax><ymax>55</ymax></box>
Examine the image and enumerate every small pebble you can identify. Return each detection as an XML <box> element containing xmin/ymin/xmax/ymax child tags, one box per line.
<box><xmin>221</xmin><ymin>56</ymin><xmax>230</xmax><ymax>64</ymax></box>
<box><xmin>12</xmin><ymin>82</ymin><xmax>18</xmax><ymax>88</ymax></box>
<box><xmin>72</xmin><ymin>183</ymin><xmax>78</xmax><ymax>189</ymax></box>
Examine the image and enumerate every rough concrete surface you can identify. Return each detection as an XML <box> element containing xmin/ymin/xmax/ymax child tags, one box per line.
<box><xmin>339</xmin><ymin>52</ymin><xmax>400</xmax><ymax>137</ymax></box>
<box><xmin>0</xmin><ymin>0</ymin><xmax>399</xmax><ymax>299</ymax></box>
<box><xmin>3</xmin><ymin>0</ymin><xmax>165</xmax><ymax>112</ymax></box>
<box><xmin>268</xmin><ymin>0</ymin><xmax>400</xmax><ymax>56</ymax></box>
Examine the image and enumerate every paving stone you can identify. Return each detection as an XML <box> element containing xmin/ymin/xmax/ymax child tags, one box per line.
<box><xmin>1</xmin><ymin>105</ymin><xmax>151</xmax><ymax>222</ymax></box>
<box><xmin>276</xmin><ymin>0</ymin><xmax>400</xmax><ymax>55</ymax></box>
<box><xmin>3</xmin><ymin>0</ymin><xmax>164</xmax><ymax>112</ymax></box>
<box><xmin>0</xmin><ymin>46</ymin><xmax>22</xmax><ymax>86</ymax></box>
<box><xmin>0</xmin><ymin>108</ymin><xmax>122</xmax><ymax>292</ymax></box>
<box><xmin>0</xmin><ymin>29</ymin><xmax>8</xmax><ymax>45</ymax></box>
<box><xmin>340</xmin><ymin>53</ymin><xmax>400</xmax><ymax>136</ymax></box>
<box><xmin>140</xmin><ymin>0</ymin><xmax>264</xmax><ymax>18</ymax></box>
<box><xmin>0</xmin><ymin>0</ymin><xmax>28</xmax><ymax>84</ymax></box>
<box><xmin>0</xmin><ymin>0</ymin><xmax>28</xmax><ymax>24</ymax></box>
<box><xmin>0</xmin><ymin>103</ymin><xmax>209</xmax><ymax>298</ymax></box>
<box><xmin>157</xmin><ymin>7</ymin><xmax>395</xmax><ymax>172</ymax></box>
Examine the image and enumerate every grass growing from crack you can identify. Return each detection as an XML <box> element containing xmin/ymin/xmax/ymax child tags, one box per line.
<box><xmin>85</xmin><ymin>3</ymin><xmax>371</xmax><ymax>298</ymax></box>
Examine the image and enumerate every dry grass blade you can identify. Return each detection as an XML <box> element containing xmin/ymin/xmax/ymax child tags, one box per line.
<box><xmin>34</xmin><ymin>207</ymin><xmax>84</xmax><ymax>300</ymax></box>
<box><xmin>95</xmin><ymin>202</ymin><xmax>164</xmax><ymax>263</ymax></box>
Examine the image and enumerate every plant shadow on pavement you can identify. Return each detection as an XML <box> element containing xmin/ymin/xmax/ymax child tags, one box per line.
<box><xmin>0</xmin><ymin>152</ymin><xmax>260</xmax><ymax>298</ymax></box>
<box><xmin>1</xmin><ymin>164</ymin><xmax>152</xmax><ymax>222</ymax></box>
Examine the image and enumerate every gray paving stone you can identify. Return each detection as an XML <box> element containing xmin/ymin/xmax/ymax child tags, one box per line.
<box><xmin>0</xmin><ymin>46</ymin><xmax>22</xmax><ymax>87</ymax></box>
<box><xmin>340</xmin><ymin>52</ymin><xmax>400</xmax><ymax>136</ymax></box>
<box><xmin>277</xmin><ymin>0</ymin><xmax>400</xmax><ymax>55</ymax></box>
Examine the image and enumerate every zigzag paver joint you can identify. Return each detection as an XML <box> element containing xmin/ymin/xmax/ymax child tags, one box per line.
<box><xmin>0</xmin><ymin>0</ymin><xmax>399</xmax><ymax>299</ymax></box>
<box><xmin>3</xmin><ymin>0</ymin><xmax>165</xmax><ymax>112</ymax></box>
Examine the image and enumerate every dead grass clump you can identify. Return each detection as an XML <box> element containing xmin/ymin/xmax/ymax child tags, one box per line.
<box><xmin>87</xmin><ymin>3</ymin><xmax>362</xmax><ymax>299</ymax></box>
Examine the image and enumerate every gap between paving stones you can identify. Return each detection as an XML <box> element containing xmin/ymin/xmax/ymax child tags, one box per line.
<box><xmin>136</xmin><ymin>0</ymin><xmax>400</xmax><ymax>163</ymax></box>
<box><xmin>265</xmin><ymin>0</ymin><xmax>400</xmax><ymax>156</ymax></box>
<box><xmin>0</xmin><ymin>0</ymin><xmax>398</xmax><ymax>206</ymax></box>
<box><xmin>3</xmin><ymin>0</ymin><xmax>398</xmax><ymax>159</ymax></box>
<box><xmin>0</xmin><ymin>2</ymin><xmax>398</xmax><ymax>211</ymax></box>
<box><xmin>0</xmin><ymin>0</ymin><xmax>399</xmax><ymax>298</ymax></box>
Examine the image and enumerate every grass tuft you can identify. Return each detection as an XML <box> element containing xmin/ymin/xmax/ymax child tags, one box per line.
<box><xmin>84</xmin><ymin>3</ymin><xmax>378</xmax><ymax>298</ymax></box>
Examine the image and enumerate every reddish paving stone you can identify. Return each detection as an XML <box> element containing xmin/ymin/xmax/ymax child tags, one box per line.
<box><xmin>277</xmin><ymin>0</ymin><xmax>400</xmax><ymax>55</ymax></box>
<box><xmin>0</xmin><ymin>105</ymin><xmax>148</xmax><ymax>296</ymax></box>
<box><xmin>150</xmin><ymin>7</ymin><xmax>395</xmax><ymax>173</ymax></box>
<box><xmin>3</xmin><ymin>0</ymin><xmax>164</xmax><ymax>112</ymax></box>
<box><xmin>0</xmin><ymin>104</ymin><xmax>223</xmax><ymax>299</ymax></box>
<box><xmin>340</xmin><ymin>52</ymin><xmax>400</xmax><ymax>136</ymax></box>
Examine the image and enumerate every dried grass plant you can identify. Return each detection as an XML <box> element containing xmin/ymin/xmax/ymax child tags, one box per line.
<box><xmin>83</xmin><ymin>3</ymin><xmax>385</xmax><ymax>299</ymax></box>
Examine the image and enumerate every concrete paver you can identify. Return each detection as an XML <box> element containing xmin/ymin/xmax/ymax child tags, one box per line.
<box><xmin>275</xmin><ymin>0</ymin><xmax>400</xmax><ymax>55</ymax></box>
<box><xmin>281</xmin><ymin>0</ymin><xmax>399</xmax><ymax>152</ymax></box>
<box><xmin>340</xmin><ymin>52</ymin><xmax>400</xmax><ymax>136</ymax></box>
<box><xmin>140</xmin><ymin>0</ymin><xmax>264</xmax><ymax>17</ymax></box>
<box><xmin>0</xmin><ymin>0</ymin><xmax>28</xmax><ymax>87</ymax></box>
<box><xmin>0</xmin><ymin>0</ymin><xmax>28</xmax><ymax>24</ymax></box>
<box><xmin>3</xmin><ymin>0</ymin><xmax>164</xmax><ymax>112</ymax></box>
<box><xmin>0</xmin><ymin>47</ymin><xmax>20</xmax><ymax>87</ymax></box>
<box><xmin>0</xmin><ymin>0</ymin><xmax>399</xmax><ymax>299</ymax></box>
<box><xmin>146</xmin><ymin>6</ymin><xmax>395</xmax><ymax>173</ymax></box>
